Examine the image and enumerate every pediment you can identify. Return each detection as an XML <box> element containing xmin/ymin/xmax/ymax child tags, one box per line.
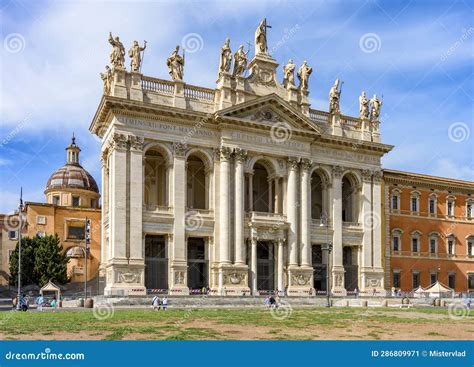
<box><xmin>216</xmin><ymin>94</ymin><xmax>322</xmax><ymax>134</ymax></box>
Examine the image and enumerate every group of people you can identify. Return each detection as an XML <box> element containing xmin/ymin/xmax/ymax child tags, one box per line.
<box><xmin>151</xmin><ymin>295</ymin><xmax>168</xmax><ymax>311</ymax></box>
<box><xmin>15</xmin><ymin>294</ymin><xmax>57</xmax><ymax>312</ymax></box>
<box><xmin>263</xmin><ymin>295</ymin><xmax>281</xmax><ymax>308</ymax></box>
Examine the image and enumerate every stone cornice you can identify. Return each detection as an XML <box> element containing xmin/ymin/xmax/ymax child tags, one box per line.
<box><xmin>384</xmin><ymin>169</ymin><xmax>474</xmax><ymax>193</ymax></box>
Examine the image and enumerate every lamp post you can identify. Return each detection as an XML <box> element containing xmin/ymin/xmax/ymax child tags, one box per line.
<box><xmin>83</xmin><ymin>218</ymin><xmax>91</xmax><ymax>306</ymax></box>
<box><xmin>320</xmin><ymin>211</ymin><xmax>333</xmax><ymax>307</ymax></box>
<box><xmin>16</xmin><ymin>188</ymin><xmax>23</xmax><ymax>311</ymax></box>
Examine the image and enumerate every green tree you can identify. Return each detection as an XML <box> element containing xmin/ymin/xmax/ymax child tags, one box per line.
<box><xmin>34</xmin><ymin>235</ymin><xmax>70</xmax><ymax>287</ymax></box>
<box><xmin>8</xmin><ymin>237</ymin><xmax>36</xmax><ymax>286</ymax></box>
<box><xmin>9</xmin><ymin>235</ymin><xmax>70</xmax><ymax>287</ymax></box>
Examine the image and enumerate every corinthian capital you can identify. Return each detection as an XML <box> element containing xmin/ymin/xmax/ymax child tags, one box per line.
<box><xmin>300</xmin><ymin>158</ymin><xmax>312</xmax><ymax>171</ymax></box>
<box><xmin>332</xmin><ymin>165</ymin><xmax>344</xmax><ymax>179</ymax></box>
<box><xmin>111</xmin><ymin>133</ymin><xmax>128</xmax><ymax>151</ymax></box>
<box><xmin>233</xmin><ymin>148</ymin><xmax>247</xmax><ymax>163</ymax></box>
<box><xmin>173</xmin><ymin>142</ymin><xmax>187</xmax><ymax>158</ymax></box>
<box><xmin>217</xmin><ymin>146</ymin><xmax>233</xmax><ymax>161</ymax></box>
<box><xmin>287</xmin><ymin>157</ymin><xmax>299</xmax><ymax>171</ymax></box>
<box><xmin>128</xmin><ymin>135</ymin><xmax>144</xmax><ymax>152</ymax></box>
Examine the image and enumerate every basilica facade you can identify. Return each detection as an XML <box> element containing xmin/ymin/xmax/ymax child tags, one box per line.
<box><xmin>90</xmin><ymin>22</ymin><xmax>392</xmax><ymax>296</ymax></box>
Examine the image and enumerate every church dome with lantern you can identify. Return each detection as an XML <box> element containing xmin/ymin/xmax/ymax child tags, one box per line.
<box><xmin>45</xmin><ymin>135</ymin><xmax>100</xmax><ymax>208</ymax></box>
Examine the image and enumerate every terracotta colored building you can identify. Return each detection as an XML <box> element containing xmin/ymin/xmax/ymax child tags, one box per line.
<box><xmin>383</xmin><ymin>169</ymin><xmax>474</xmax><ymax>293</ymax></box>
<box><xmin>0</xmin><ymin>137</ymin><xmax>101</xmax><ymax>286</ymax></box>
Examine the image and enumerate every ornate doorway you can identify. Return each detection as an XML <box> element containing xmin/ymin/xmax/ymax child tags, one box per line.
<box><xmin>257</xmin><ymin>241</ymin><xmax>275</xmax><ymax>291</ymax></box>
<box><xmin>144</xmin><ymin>235</ymin><xmax>168</xmax><ymax>290</ymax></box>
<box><xmin>187</xmin><ymin>238</ymin><xmax>208</xmax><ymax>290</ymax></box>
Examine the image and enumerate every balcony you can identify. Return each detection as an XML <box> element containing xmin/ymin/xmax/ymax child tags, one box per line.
<box><xmin>246</xmin><ymin>211</ymin><xmax>287</xmax><ymax>229</ymax></box>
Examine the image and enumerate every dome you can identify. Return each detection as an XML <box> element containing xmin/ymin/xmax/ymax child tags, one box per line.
<box><xmin>45</xmin><ymin>135</ymin><xmax>99</xmax><ymax>194</ymax></box>
<box><xmin>45</xmin><ymin>163</ymin><xmax>99</xmax><ymax>193</ymax></box>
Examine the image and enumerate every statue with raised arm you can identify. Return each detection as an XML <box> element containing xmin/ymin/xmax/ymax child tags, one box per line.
<box><xmin>329</xmin><ymin>79</ymin><xmax>341</xmax><ymax>114</ymax></box>
<box><xmin>108</xmin><ymin>32</ymin><xmax>125</xmax><ymax>69</ymax></box>
<box><xmin>232</xmin><ymin>45</ymin><xmax>249</xmax><ymax>77</ymax></box>
<box><xmin>167</xmin><ymin>45</ymin><xmax>185</xmax><ymax>81</ymax></box>
<box><xmin>359</xmin><ymin>91</ymin><xmax>369</xmax><ymax>119</ymax></box>
<box><xmin>128</xmin><ymin>40</ymin><xmax>147</xmax><ymax>72</ymax></box>
<box><xmin>255</xmin><ymin>18</ymin><xmax>271</xmax><ymax>55</ymax></box>
<box><xmin>283</xmin><ymin>59</ymin><xmax>295</xmax><ymax>88</ymax></box>
<box><xmin>370</xmin><ymin>94</ymin><xmax>383</xmax><ymax>121</ymax></box>
<box><xmin>297</xmin><ymin>60</ymin><xmax>312</xmax><ymax>91</ymax></box>
<box><xmin>100</xmin><ymin>65</ymin><xmax>112</xmax><ymax>95</ymax></box>
<box><xmin>218</xmin><ymin>38</ymin><xmax>232</xmax><ymax>76</ymax></box>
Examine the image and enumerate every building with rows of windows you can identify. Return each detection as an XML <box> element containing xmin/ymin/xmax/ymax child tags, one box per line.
<box><xmin>384</xmin><ymin>169</ymin><xmax>474</xmax><ymax>293</ymax></box>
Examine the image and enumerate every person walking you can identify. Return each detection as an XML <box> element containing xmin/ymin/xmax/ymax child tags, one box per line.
<box><xmin>152</xmin><ymin>295</ymin><xmax>160</xmax><ymax>311</ymax></box>
<box><xmin>466</xmin><ymin>295</ymin><xmax>472</xmax><ymax>310</ymax></box>
<box><xmin>36</xmin><ymin>294</ymin><xmax>44</xmax><ymax>312</ymax></box>
<box><xmin>162</xmin><ymin>296</ymin><xmax>168</xmax><ymax>311</ymax></box>
<box><xmin>50</xmin><ymin>296</ymin><xmax>57</xmax><ymax>311</ymax></box>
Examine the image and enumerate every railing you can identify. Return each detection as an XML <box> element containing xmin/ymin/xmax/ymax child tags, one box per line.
<box><xmin>309</xmin><ymin>109</ymin><xmax>330</xmax><ymax>123</ymax></box>
<box><xmin>340</xmin><ymin>115</ymin><xmax>362</xmax><ymax>129</ymax></box>
<box><xmin>141</xmin><ymin>76</ymin><xmax>174</xmax><ymax>95</ymax></box>
<box><xmin>342</xmin><ymin>221</ymin><xmax>361</xmax><ymax>227</ymax></box>
<box><xmin>186</xmin><ymin>208</ymin><xmax>214</xmax><ymax>216</ymax></box>
<box><xmin>144</xmin><ymin>204</ymin><xmax>173</xmax><ymax>213</ymax></box>
<box><xmin>184</xmin><ymin>84</ymin><xmax>215</xmax><ymax>101</ymax></box>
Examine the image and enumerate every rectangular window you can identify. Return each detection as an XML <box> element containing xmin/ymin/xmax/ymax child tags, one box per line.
<box><xmin>412</xmin><ymin>238</ymin><xmax>418</xmax><ymax>253</ymax></box>
<box><xmin>430</xmin><ymin>273</ymin><xmax>437</xmax><ymax>285</ymax></box>
<box><xmin>429</xmin><ymin>239</ymin><xmax>436</xmax><ymax>254</ymax></box>
<box><xmin>412</xmin><ymin>272</ymin><xmax>420</xmax><ymax>289</ymax></box>
<box><xmin>429</xmin><ymin>199</ymin><xmax>435</xmax><ymax>214</ymax></box>
<box><xmin>469</xmin><ymin>274</ymin><xmax>474</xmax><ymax>289</ymax></box>
<box><xmin>447</xmin><ymin>201</ymin><xmax>454</xmax><ymax>216</ymax></box>
<box><xmin>67</xmin><ymin>224</ymin><xmax>85</xmax><ymax>240</ymax></box>
<box><xmin>72</xmin><ymin>196</ymin><xmax>80</xmax><ymax>207</ymax></box>
<box><xmin>448</xmin><ymin>274</ymin><xmax>455</xmax><ymax>289</ymax></box>
<box><xmin>53</xmin><ymin>195</ymin><xmax>60</xmax><ymax>205</ymax></box>
<box><xmin>8</xmin><ymin>230</ymin><xmax>18</xmax><ymax>240</ymax></box>
<box><xmin>393</xmin><ymin>272</ymin><xmax>401</xmax><ymax>288</ymax></box>
<box><xmin>37</xmin><ymin>215</ymin><xmax>46</xmax><ymax>224</ymax></box>
<box><xmin>393</xmin><ymin>237</ymin><xmax>400</xmax><ymax>252</ymax></box>
<box><xmin>448</xmin><ymin>240</ymin><xmax>454</xmax><ymax>255</ymax></box>
<box><xmin>36</xmin><ymin>231</ymin><xmax>45</xmax><ymax>238</ymax></box>
<box><xmin>411</xmin><ymin>197</ymin><xmax>418</xmax><ymax>212</ymax></box>
<box><xmin>468</xmin><ymin>242</ymin><xmax>473</xmax><ymax>257</ymax></box>
<box><xmin>467</xmin><ymin>204</ymin><xmax>472</xmax><ymax>218</ymax></box>
<box><xmin>392</xmin><ymin>195</ymin><xmax>398</xmax><ymax>210</ymax></box>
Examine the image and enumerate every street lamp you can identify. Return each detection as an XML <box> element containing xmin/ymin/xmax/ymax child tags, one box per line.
<box><xmin>16</xmin><ymin>188</ymin><xmax>23</xmax><ymax>311</ymax></box>
<box><xmin>320</xmin><ymin>212</ymin><xmax>333</xmax><ymax>307</ymax></box>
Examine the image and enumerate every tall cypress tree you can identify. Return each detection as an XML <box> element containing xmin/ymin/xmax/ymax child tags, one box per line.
<box><xmin>8</xmin><ymin>237</ymin><xmax>36</xmax><ymax>286</ymax></box>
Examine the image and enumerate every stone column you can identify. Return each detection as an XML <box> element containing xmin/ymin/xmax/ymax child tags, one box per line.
<box><xmin>250</xmin><ymin>231</ymin><xmax>258</xmax><ymax>295</ymax></box>
<box><xmin>268</xmin><ymin>177</ymin><xmax>273</xmax><ymax>213</ymax></box>
<box><xmin>274</xmin><ymin>177</ymin><xmax>281</xmax><ymax>214</ymax></box>
<box><xmin>287</xmin><ymin>157</ymin><xmax>299</xmax><ymax>266</ymax></box>
<box><xmin>218</xmin><ymin>147</ymin><xmax>232</xmax><ymax>265</ymax></box>
<box><xmin>361</xmin><ymin>169</ymin><xmax>373</xmax><ymax>272</ymax></box>
<box><xmin>300</xmin><ymin>159</ymin><xmax>312</xmax><ymax>267</ymax></box>
<box><xmin>170</xmin><ymin>143</ymin><xmax>189</xmax><ymax>294</ymax></box>
<box><xmin>100</xmin><ymin>151</ymin><xmax>109</xmax><ymax>272</ymax></box>
<box><xmin>372</xmin><ymin>170</ymin><xmax>384</xmax><ymax>289</ymax></box>
<box><xmin>331</xmin><ymin>165</ymin><xmax>346</xmax><ymax>295</ymax></box>
<box><xmin>234</xmin><ymin>148</ymin><xmax>247</xmax><ymax>265</ymax></box>
<box><xmin>248</xmin><ymin>172</ymin><xmax>254</xmax><ymax>211</ymax></box>
<box><xmin>277</xmin><ymin>238</ymin><xmax>284</xmax><ymax>293</ymax></box>
<box><xmin>104</xmin><ymin>133</ymin><xmax>130</xmax><ymax>295</ymax></box>
<box><xmin>127</xmin><ymin>136</ymin><xmax>146</xmax><ymax>294</ymax></box>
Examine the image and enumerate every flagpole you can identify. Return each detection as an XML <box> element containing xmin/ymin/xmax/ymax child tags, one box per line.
<box><xmin>16</xmin><ymin>187</ymin><xmax>23</xmax><ymax>310</ymax></box>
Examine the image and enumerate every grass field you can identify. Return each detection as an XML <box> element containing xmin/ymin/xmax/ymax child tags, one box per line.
<box><xmin>0</xmin><ymin>307</ymin><xmax>472</xmax><ymax>340</ymax></box>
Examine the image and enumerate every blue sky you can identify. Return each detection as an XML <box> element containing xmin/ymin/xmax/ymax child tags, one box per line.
<box><xmin>0</xmin><ymin>0</ymin><xmax>473</xmax><ymax>212</ymax></box>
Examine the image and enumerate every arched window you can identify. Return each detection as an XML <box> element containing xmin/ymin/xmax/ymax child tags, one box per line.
<box><xmin>253</xmin><ymin>163</ymin><xmax>271</xmax><ymax>212</ymax></box>
<box><xmin>186</xmin><ymin>155</ymin><xmax>207</xmax><ymax>210</ymax></box>
<box><xmin>428</xmin><ymin>193</ymin><xmax>437</xmax><ymax>216</ymax></box>
<box><xmin>342</xmin><ymin>175</ymin><xmax>358</xmax><ymax>222</ymax></box>
<box><xmin>144</xmin><ymin>149</ymin><xmax>168</xmax><ymax>209</ymax></box>
<box><xmin>311</xmin><ymin>172</ymin><xmax>324</xmax><ymax>219</ymax></box>
<box><xmin>391</xmin><ymin>189</ymin><xmax>401</xmax><ymax>211</ymax></box>
<box><xmin>411</xmin><ymin>230</ymin><xmax>422</xmax><ymax>253</ymax></box>
<box><xmin>410</xmin><ymin>191</ymin><xmax>420</xmax><ymax>214</ymax></box>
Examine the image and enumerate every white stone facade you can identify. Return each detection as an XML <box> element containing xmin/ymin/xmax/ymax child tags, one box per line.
<box><xmin>90</xmin><ymin>44</ymin><xmax>392</xmax><ymax>296</ymax></box>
